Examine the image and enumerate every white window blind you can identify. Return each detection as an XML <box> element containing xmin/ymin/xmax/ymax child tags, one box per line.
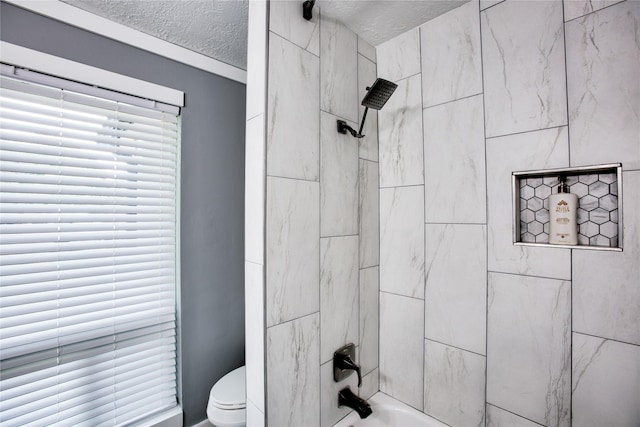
<box><xmin>0</xmin><ymin>70</ymin><xmax>179</xmax><ymax>426</ymax></box>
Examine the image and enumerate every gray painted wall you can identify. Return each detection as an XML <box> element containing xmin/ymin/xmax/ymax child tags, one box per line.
<box><xmin>0</xmin><ymin>4</ymin><xmax>246</xmax><ymax>426</ymax></box>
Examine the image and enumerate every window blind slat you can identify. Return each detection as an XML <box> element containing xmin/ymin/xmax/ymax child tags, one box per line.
<box><xmin>0</xmin><ymin>71</ymin><xmax>178</xmax><ymax>426</ymax></box>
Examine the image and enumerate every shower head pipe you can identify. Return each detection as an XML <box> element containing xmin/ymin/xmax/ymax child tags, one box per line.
<box><xmin>337</xmin><ymin>78</ymin><xmax>397</xmax><ymax>139</ymax></box>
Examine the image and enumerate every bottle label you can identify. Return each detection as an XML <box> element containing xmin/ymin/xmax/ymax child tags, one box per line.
<box><xmin>556</xmin><ymin>200</ymin><xmax>570</xmax><ymax>213</ymax></box>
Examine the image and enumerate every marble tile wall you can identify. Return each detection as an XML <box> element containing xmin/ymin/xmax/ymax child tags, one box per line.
<box><xmin>377</xmin><ymin>0</ymin><xmax>639</xmax><ymax>426</ymax></box>
<box><xmin>252</xmin><ymin>3</ymin><xmax>381</xmax><ymax>426</ymax></box>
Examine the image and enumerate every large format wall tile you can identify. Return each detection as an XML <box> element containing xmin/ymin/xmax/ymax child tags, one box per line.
<box><xmin>486</xmin><ymin>126</ymin><xmax>571</xmax><ymax>279</ymax></box>
<box><xmin>320</xmin><ymin>16</ymin><xmax>358</xmax><ymax>123</ymax></box>
<box><xmin>380</xmin><ymin>292</ymin><xmax>424</xmax><ymax>411</ymax></box>
<box><xmin>379</xmin><ymin>74</ymin><xmax>424</xmax><ymax>188</ymax></box>
<box><xmin>563</xmin><ymin>0</ymin><xmax>625</xmax><ymax>22</ymax></box>
<box><xmin>486</xmin><ymin>404</ymin><xmax>540</xmax><ymax>427</ymax></box>
<box><xmin>267</xmin><ymin>33</ymin><xmax>319</xmax><ymax>180</ymax></box>
<box><xmin>572</xmin><ymin>333</ymin><xmax>640</xmax><ymax>427</ymax></box>
<box><xmin>358</xmin><ymin>54</ymin><xmax>378</xmax><ymax>162</ymax></box>
<box><xmin>424</xmin><ymin>340</ymin><xmax>486</xmax><ymax>427</ymax></box>
<box><xmin>425</xmin><ymin>224</ymin><xmax>486</xmax><ymax>355</ymax></box>
<box><xmin>380</xmin><ymin>186</ymin><xmax>425</xmax><ymax>299</ymax></box>
<box><xmin>377</xmin><ymin>28</ymin><xmax>421</xmax><ymax>82</ymax></box>
<box><xmin>359</xmin><ymin>160</ymin><xmax>379</xmax><ymax>268</ymax></box>
<box><xmin>424</xmin><ymin>95</ymin><xmax>486</xmax><ymax>223</ymax></box>
<box><xmin>320</xmin><ymin>236</ymin><xmax>359</xmax><ymax>364</ymax></box>
<box><xmin>320</xmin><ymin>111</ymin><xmax>358</xmax><ymax>237</ymax></box>
<box><xmin>245</xmin><ymin>114</ymin><xmax>265</xmax><ymax>265</ymax></box>
<box><xmin>481</xmin><ymin>0</ymin><xmax>567</xmax><ymax>137</ymax></box>
<box><xmin>245</xmin><ymin>262</ymin><xmax>264</xmax><ymax>412</ymax></box>
<box><xmin>359</xmin><ymin>266</ymin><xmax>379</xmax><ymax>375</ymax></box>
<box><xmin>573</xmin><ymin>171</ymin><xmax>640</xmax><ymax>345</ymax></box>
<box><xmin>246</xmin><ymin>400</ymin><xmax>265</xmax><ymax>427</ymax></box>
<box><xmin>267</xmin><ymin>313</ymin><xmax>320</xmax><ymax>427</ymax></box>
<box><xmin>487</xmin><ymin>273</ymin><xmax>571</xmax><ymax>427</ymax></box>
<box><xmin>269</xmin><ymin>0</ymin><xmax>319</xmax><ymax>56</ymax></box>
<box><xmin>359</xmin><ymin>368</ymin><xmax>379</xmax><ymax>401</ymax></box>
<box><xmin>358</xmin><ymin>36</ymin><xmax>376</xmax><ymax>63</ymax></box>
<box><xmin>266</xmin><ymin>177</ymin><xmax>319</xmax><ymax>326</ymax></box>
<box><xmin>480</xmin><ymin>0</ymin><xmax>504</xmax><ymax>11</ymax></box>
<box><xmin>420</xmin><ymin>0</ymin><xmax>482</xmax><ymax>107</ymax></box>
<box><xmin>566</xmin><ymin>1</ymin><xmax>640</xmax><ymax>170</ymax></box>
<box><xmin>320</xmin><ymin>359</ymin><xmax>358</xmax><ymax>427</ymax></box>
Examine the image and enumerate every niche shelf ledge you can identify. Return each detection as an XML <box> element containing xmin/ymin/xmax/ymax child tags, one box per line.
<box><xmin>512</xmin><ymin>163</ymin><xmax>623</xmax><ymax>252</ymax></box>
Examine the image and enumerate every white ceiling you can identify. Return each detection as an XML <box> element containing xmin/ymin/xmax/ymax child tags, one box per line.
<box><xmin>60</xmin><ymin>0</ymin><xmax>469</xmax><ymax>71</ymax></box>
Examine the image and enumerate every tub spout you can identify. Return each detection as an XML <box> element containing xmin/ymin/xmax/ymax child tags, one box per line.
<box><xmin>338</xmin><ymin>387</ymin><xmax>372</xmax><ymax>419</ymax></box>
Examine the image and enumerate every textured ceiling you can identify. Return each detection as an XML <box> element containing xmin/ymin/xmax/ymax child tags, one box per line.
<box><xmin>318</xmin><ymin>0</ymin><xmax>470</xmax><ymax>46</ymax></box>
<box><xmin>61</xmin><ymin>0</ymin><xmax>249</xmax><ymax>70</ymax></box>
<box><xmin>60</xmin><ymin>0</ymin><xmax>469</xmax><ymax>71</ymax></box>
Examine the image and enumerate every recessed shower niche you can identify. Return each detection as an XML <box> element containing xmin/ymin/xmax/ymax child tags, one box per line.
<box><xmin>512</xmin><ymin>164</ymin><xmax>623</xmax><ymax>251</ymax></box>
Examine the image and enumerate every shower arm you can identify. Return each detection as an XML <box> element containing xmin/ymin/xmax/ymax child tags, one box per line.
<box><xmin>337</xmin><ymin>107</ymin><xmax>369</xmax><ymax>139</ymax></box>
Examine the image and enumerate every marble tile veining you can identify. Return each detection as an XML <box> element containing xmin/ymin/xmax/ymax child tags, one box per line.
<box><xmin>267</xmin><ymin>33</ymin><xmax>319</xmax><ymax>180</ymax></box>
<box><xmin>420</xmin><ymin>0</ymin><xmax>482</xmax><ymax>107</ymax></box>
<box><xmin>487</xmin><ymin>273</ymin><xmax>571</xmax><ymax>427</ymax></box>
<box><xmin>425</xmin><ymin>340</ymin><xmax>486</xmax><ymax>427</ymax></box>
<box><xmin>377</xmin><ymin>28</ymin><xmax>421</xmax><ymax>83</ymax></box>
<box><xmin>267</xmin><ymin>313</ymin><xmax>320</xmax><ymax>427</ymax></box>
<box><xmin>481</xmin><ymin>0</ymin><xmax>567</xmax><ymax>138</ymax></box>
<box><xmin>566</xmin><ymin>1</ymin><xmax>640</xmax><ymax>169</ymax></box>
<box><xmin>359</xmin><ymin>266</ymin><xmax>379</xmax><ymax>376</ymax></box>
<box><xmin>269</xmin><ymin>0</ymin><xmax>319</xmax><ymax>56</ymax></box>
<box><xmin>380</xmin><ymin>292</ymin><xmax>424</xmax><ymax>411</ymax></box>
<box><xmin>425</xmin><ymin>224</ymin><xmax>487</xmax><ymax>355</ymax></box>
<box><xmin>357</xmin><ymin>54</ymin><xmax>379</xmax><ymax>162</ymax></box>
<box><xmin>486</xmin><ymin>126</ymin><xmax>571</xmax><ymax>279</ymax></box>
<box><xmin>380</xmin><ymin>186</ymin><xmax>425</xmax><ymax>299</ymax></box>
<box><xmin>320</xmin><ymin>16</ymin><xmax>358</xmax><ymax>123</ymax></box>
<box><xmin>424</xmin><ymin>95</ymin><xmax>486</xmax><ymax>223</ymax></box>
<box><xmin>266</xmin><ymin>177</ymin><xmax>319</xmax><ymax>326</ymax></box>
<box><xmin>359</xmin><ymin>160</ymin><xmax>379</xmax><ymax>269</ymax></box>
<box><xmin>320</xmin><ymin>111</ymin><xmax>358</xmax><ymax>237</ymax></box>
<box><xmin>320</xmin><ymin>236</ymin><xmax>359</xmax><ymax>364</ymax></box>
<box><xmin>572</xmin><ymin>333</ymin><xmax>640</xmax><ymax>427</ymax></box>
<box><xmin>379</xmin><ymin>74</ymin><xmax>424</xmax><ymax>188</ymax></box>
<box><xmin>573</xmin><ymin>171</ymin><xmax>640</xmax><ymax>345</ymax></box>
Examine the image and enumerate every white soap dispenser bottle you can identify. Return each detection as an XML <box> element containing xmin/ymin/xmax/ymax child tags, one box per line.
<box><xmin>548</xmin><ymin>176</ymin><xmax>578</xmax><ymax>245</ymax></box>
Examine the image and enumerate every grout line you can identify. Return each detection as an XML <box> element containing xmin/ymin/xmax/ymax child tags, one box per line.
<box><xmin>563</xmin><ymin>0</ymin><xmax>628</xmax><ymax>24</ymax></box>
<box><xmin>486</xmin><ymin>403</ymin><xmax>547</xmax><ymax>426</ymax></box>
<box><xmin>261</xmin><ymin>1</ymin><xmax>270</xmax><ymax>420</ymax></box>
<box><xmin>423</xmin><ymin>91</ymin><xmax>484</xmax><ymax>111</ymax></box>
<box><xmin>572</xmin><ymin>330</ymin><xmax>640</xmax><ymax>348</ymax></box>
<box><xmin>487</xmin><ymin>269</ymin><xmax>570</xmax><ymax>282</ymax></box>
<box><xmin>485</xmin><ymin>124</ymin><xmax>568</xmax><ymax>140</ymax></box>
<box><xmin>418</xmin><ymin>23</ymin><xmax>427</xmax><ymax>413</ymax></box>
<box><xmin>246</xmin><ymin>111</ymin><xmax>263</xmax><ymax>123</ymax></box>
<box><xmin>317</xmin><ymin>10</ymin><xmax>323</xmax><ymax>424</ymax></box>
<box><xmin>320</xmin><ymin>108</ymin><xmax>358</xmax><ymax>125</ymax></box>
<box><xmin>425</xmin><ymin>338</ymin><xmax>487</xmax><ymax>358</ymax></box>
<box><xmin>480</xmin><ymin>0</ymin><xmax>506</xmax><ymax>13</ymax></box>
<box><xmin>425</xmin><ymin>222</ymin><xmax>488</xmax><ymax>226</ymax></box>
<box><xmin>320</xmin><ymin>233</ymin><xmax>359</xmax><ymax>239</ymax></box>
<box><xmin>379</xmin><ymin>183</ymin><xmax>425</xmax><ymax>190</ymax></box>
<box><xmin>391</xmin><ymin>70</ymin><xmax>422</xmax><ymax>84</ymax></box>
<box><xmin>265</xmin><ymin>174</ymin><xmax>319</xmax><ymax>183</ymax></box>
<box><xmin>380</xmin><ymin>289</ymin><xmax>425</xmax><ymax>302</ymax></box>
<box><xmin>265</xmin><ymin>310</ymin><xmax>320</xmax><ymax>330</ymax></box>
<box><xmin>478</xmin><ymin>0</ymin><xmax>491</xmax><ymax>421</ymax></box>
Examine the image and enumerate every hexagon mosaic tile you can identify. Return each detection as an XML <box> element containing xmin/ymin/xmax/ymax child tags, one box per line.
<box><xmin>518</xmin><ymin>173</ymin><xmax>619</xmax><ymax>247</ymax></box>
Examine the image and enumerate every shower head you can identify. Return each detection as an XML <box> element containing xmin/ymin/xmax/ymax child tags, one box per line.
<box><xmin>361</xmin><ymin>78</ymin><xmax>397</xmax><ymax>110</ymax></box>
<box><xmin>337</xmin><ymin>77</ymin><xmax>398</xmax><ymax>138</ymax></box>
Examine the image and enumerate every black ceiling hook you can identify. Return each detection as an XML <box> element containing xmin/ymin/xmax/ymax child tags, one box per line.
<box><xmin>302</xmin><ymin>0</ymin><xmax>315</xmax><ymax>20</ymax></box>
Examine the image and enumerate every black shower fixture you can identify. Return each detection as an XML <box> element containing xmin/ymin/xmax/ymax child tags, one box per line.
<box><xmin>302</xmin><ymin>0</ymin><xmax>315</xmax><ymax>20</ymax></box>
<box><xmin>337</xmin><ymin>78</ymin><xmax>398</xmax><ymax>139</ymax></box>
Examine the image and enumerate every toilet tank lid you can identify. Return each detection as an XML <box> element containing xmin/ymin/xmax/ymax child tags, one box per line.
<box><xmin>210</xmin><ymin>366</ymin><xmax>246</xmax><ymax>408</ymax></box>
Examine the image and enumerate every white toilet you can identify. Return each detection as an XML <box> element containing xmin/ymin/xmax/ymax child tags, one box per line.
<box><xmin>207</xmin><ymin>365</ymin><xmax>246</xmax><ymax>427</ymax></box>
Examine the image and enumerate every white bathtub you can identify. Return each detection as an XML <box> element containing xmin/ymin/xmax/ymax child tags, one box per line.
<box><xmin>333</xmin><ymin>393</ymin><xmax>448</xmax><ymax>427</ymax></box>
